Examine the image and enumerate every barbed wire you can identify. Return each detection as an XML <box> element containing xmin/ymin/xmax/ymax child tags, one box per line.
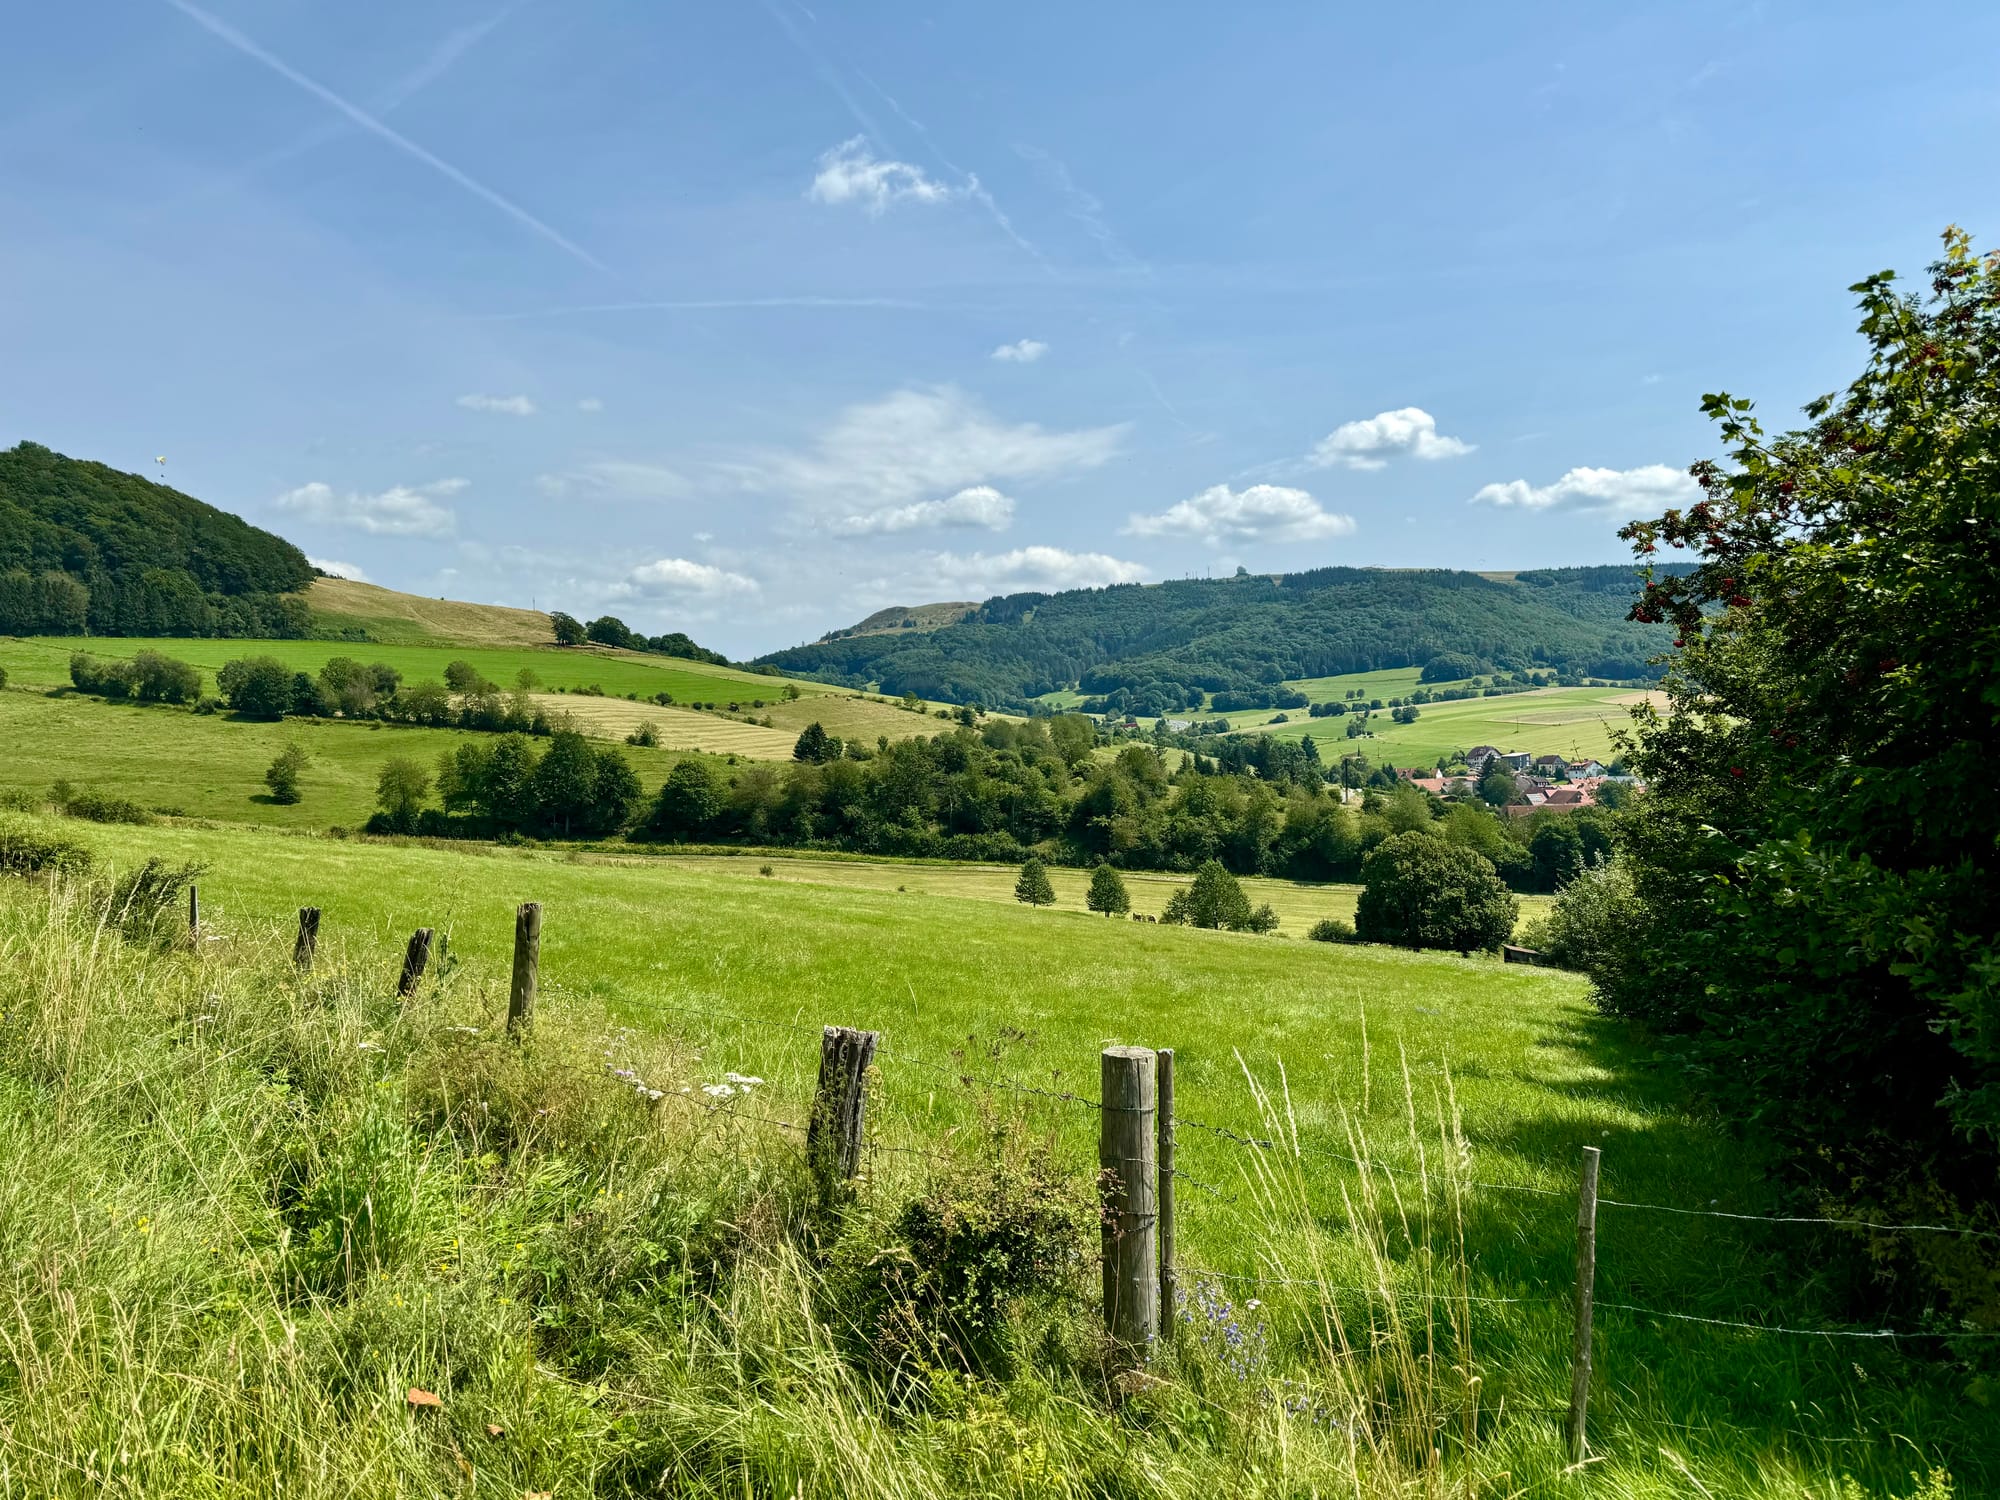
<box><xmin>1594</xmin><ymin>1301</ymin><xmax>2000</xmax><ymax>1341</ymax></box>
<box><xmin>1183</xmin><ymin>1266</ymin><xmax>1561</xmax><ymax>1306</ymax></box>
<box><xmin>1598</xmin><ymin>1197</ymin><xmax>2000</xmax><ymax>1240</ymax></box>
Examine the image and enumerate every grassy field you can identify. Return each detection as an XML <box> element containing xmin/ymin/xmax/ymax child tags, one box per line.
<box><xmin>0</xmin><ymin>685</ymin><xmax>703</xmax><ymax>828</ymax></box>
<box><xmin>1041</xmin><ymin>667</ymin><xmax>1659</xmax><ymax>765</ymax></box>
<box><xmin>1252</xmin><ymin>686</ymin><xmax>1662</xmax><ymax>767</ymax></box>
<box><xmin>0</xmin><ymin>814</ymin><xmax>1984</xmax><ymax>1496</ymax></box>
<box><xmin>305</xmin><ymin>577</ymin><xmax>556</xmax><ymax>647</ymax></box>
<box><xmin>631</xmin><ymin>851</ymin><xmax>1553</xmax><ymax>938</ymax></box>
<box><xmin>540</xmin><ymin>688</ymin><xmax>969</xmax><ymax>760</ymax></box>
<box><xmin>0</xmin><ymin>634</ymin><xmax>828</xmax><ymax>705</ymax></box>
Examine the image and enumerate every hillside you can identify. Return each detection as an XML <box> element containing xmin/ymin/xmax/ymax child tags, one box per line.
<box><xmin>758</xmin><ymin>565</ymin><xmax>1686</xmax><ymax>711</ymax></box>
<box><xmin>820</xmin><ymin>600</ymin><xmax>977</xmax><ymax>640</ymax></box>
<box><xmin>0</xmin><ymin>441</ymin><xmax>313</xmax><ymax>637</ymax></box>
<box><xmin>307</xmin><ymin>576</ymin><xmax>554</xmax><ymax>647</ymax></box>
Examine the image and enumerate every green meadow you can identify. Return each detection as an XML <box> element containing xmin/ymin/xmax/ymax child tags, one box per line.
<box><xmin>0</xmin><ymin>813</ymin><xmax>1986</xmax><ymax>1495</ymax></box>
<box><xmin>0</xmin><ymin>684</ymin><xmax>703</xmax><ymax>828</ymax></box>
<box><xmin>0</xmin><ymin>634</ymin><xmax>828</xmax><ymax>704</ymax></box>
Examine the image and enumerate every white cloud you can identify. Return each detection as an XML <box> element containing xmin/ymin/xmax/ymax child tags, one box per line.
<box><xmin>1124</xmin><ymin>483</ymin><xmax>1356</xmax><ymax>546</ymax></box>
<box><xmin>536</xmin><ymin>460</ymin><xmax>689</xmax><ymax>503</ymax></box>
<box><xmin>308</xmin><ymin>556</ymin><xmax>369</xmax><ymax>582</ymax></box>
<box><xmin>1469</xmin><ymin>464</ymin><xmax>1698</xmax><ymax>516</ymax></box>
<box><xmin>627</xmin><ymin>558</ymin><xmax>759</xmax><ymax>597</ymax></box>
<box><xmin>457</xmin><ymin>392</ymin><xmax>537</xmax><ymax>417</ymax></box>
<box><xmin>577</xmin><ymin>396</ymin><xmax>604</xmax><ymax>412</ymax></box>
<box><xmin>869</xmin><ymin>546</ymin><xmax>1149</xmax><ymax>602</ymax></box>
<box><xmin>274</xmin><ymin>478</ymin><xmax>464</xmax><ymax>538</ymax></box>
<box><xmin>1310</xmin><ymin>407</ymin><xmax>1474</xmax><ymax>470</ymax></box>
<box><xmin>832</xmin><ymin>485</ymin><xmax>1014</xmax><ymax>537</ymax></box>
<box><xmin>731</xmin><ymin>386</ymin><xmax>1126</xmax><ymax>511</ymax></box>
<box><xmin>991</xmin><ymin>338</ymin><xmax>1048</xmax><ymax>364</ymax></box>
<box><xmin>807</xmin><ymin>137</ymin><xmax>956</xmax><ymax>215</ymax></box>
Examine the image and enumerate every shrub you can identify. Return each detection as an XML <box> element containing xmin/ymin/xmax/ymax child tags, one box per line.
<box><xmin>51</xmin><ymin>781</ymin><xmax>153</xmax><ymax>825</ymax></box>
<box><xmin>105</xmin><ymin>858</ymin><xmax>204</xmax><ymax>947</ymax></box>
<box><xmin>1355</xmin><ymin>832</ymin><xmax>1517</xmax><ymax>953</ymax></box>
<box><xmin>1307</xmin><ymin>917</ymin><xmax>1358</xmax><ymax>943</ymax></box>
<box><xmin>1539</xmin><ymin>860</ymin><xmax>1647</xmax><ymax>987</ymax></box>
<box><xmin>625</xmin><ymin>721</ymin><xmax>660</xmax><ymax>747</ymax></box>
<box><xmin>833</xmin><ymin>1141</ymin><xmax>1091</xmax><ymax>1376</ymax></box>
<box><xmin>265</xmin><ymin>744</ymin><xmax>308</xmax><ymax>805</ymax></box>
<box><xmin>130</xmin><ymin>649</ymin><xmax>202</xmax><ymax>704</ymax></box>
<box><xmin>69</xmin><ymin>652</ymin><xmax>137</xmax><ymax>699</ymax></box>
<box><xmin>0</xmin><ymin>816</ymin><xmax>93</xmax><ymax>876</ymax></box>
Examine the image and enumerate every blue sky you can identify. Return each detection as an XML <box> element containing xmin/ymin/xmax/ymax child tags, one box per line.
<box><xmin>4</xmin><ymin>1</ymin><xmax>1995</xmax><ymax>656</ymax></box>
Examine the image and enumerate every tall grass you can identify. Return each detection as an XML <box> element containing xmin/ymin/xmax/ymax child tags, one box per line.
<box><xmin>0</xmin><ymin>875</ymin><xmax>1503</xmax><ymax>1498</ymax></box>
<box><xmin>0</xmin><ymin>853</ymin><xmax>1975</xmax><ymax>1498</ymax></box>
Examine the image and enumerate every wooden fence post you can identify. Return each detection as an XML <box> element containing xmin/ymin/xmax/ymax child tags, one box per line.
<box><xmin>1100</xmin><ymin>1046</ymin><xmax>1159</xmax><ymax>1360</ymax></box>
<box><xmin>1567</xmin><ymin>1145</ymin><xmax>1602</xmax><ymax>1464</ymax></box>
<box><xmin>1157</xmin><ymin>1047</ymin><xmax>1177</xmax><ymax>1339</ymax></box>
<box><xmin>508</xmin><ymin>902</ymin><xmax>541</xmax><ymax>1037</ymax></box>
<box><xmin>397</xmin><ymin>928</ymin><xmax>433</xmax><ymax>998</ymax></box>
<box><xmin>807</xmin><ymin>1025</ymin><xmax>880</xmax><ymax>1192</ymax></box>
<box><xmin>294</xmin><ymin>907</ymin><xmax>321</xmax><ymax>971</ymax></box>
<box><xmin>187</xmin><ymin>883</ymin><xmax>200</xmax><ymax>944</ymax></box>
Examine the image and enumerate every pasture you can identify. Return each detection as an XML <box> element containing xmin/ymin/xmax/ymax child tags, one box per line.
<box><xmin>1249</xmin><ymin>685</ymin><xmax>1662</xmax><ymax>767</ymax></box>
<box><xmin>628</xmin><ymin>850</ymin><xmax>1554</xmax><ymax>938</ymax></box>
<box><xmin>0</xmin><ymin>813</ymin><xmax>1986</xmax><ymax>1496</ymax></box>
<box><xmin>0</xmin><ymin>633</ymin><xmax>823</xmax><ymax>705</ymax></box>
<box><xmin>0</xmin><ymin>686</ymin><xmax>702</xmax><ymax>828</ymax></box>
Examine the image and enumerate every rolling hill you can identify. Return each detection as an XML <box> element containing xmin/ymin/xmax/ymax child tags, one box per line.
<box><xmin>0</xmin><ymin>441</ymin><xmax>313</xmax><ymax>637</ymax></box>
<box><xmin>757</xmin><ymin>565</ymin><xmax>1687</xmax><ymax>712</ymax></box>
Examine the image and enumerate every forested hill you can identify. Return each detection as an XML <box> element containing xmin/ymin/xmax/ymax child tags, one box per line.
<box><xmin>0</xmin><ymin>442</ymin><xmax>314</xmax><ymax>637</ymax></box>
<box><xmin>758</xmin><ymin>565</ymin><xmax>1687</xmax><ymax>711</ymax></box>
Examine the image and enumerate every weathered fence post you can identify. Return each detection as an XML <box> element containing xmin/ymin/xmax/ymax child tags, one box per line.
<box><xmin>294</xmin><ymin>907</ymin><xmax>321</xmax><ymax>971</ymax></box>
<box><xmin>507</xmin><ymin>902</ymin><xmax>541</xmax><ymax>1037</ymax></box>
<box><xmin>807</xmin><ymin>1025</ymin><xmax>880</xmax><ymax>1193</ymax></box>
<box><xmin>187</xmin><ymin>883</ymin><xmax>200</xmax><ymax>944</ymax></box>
<box><xmin>397</xmin><ymin>928</ymin><xmax>433</xmax><ymax>997</ymax></box>
<box><xmin>1567</xmin><ymin>1145</ymin><xmax>1602</xmax><ymax>1464</ymax></box>
<box><xmin>1100</xmin><ymin>1046</ymin><xmax>1159</xmax><ymax>1361</ymax></box>
<box><xmin>1156</xmin><ymin>1047</ymin><xmax>1177</xmax><ymax>1339</ymax></box>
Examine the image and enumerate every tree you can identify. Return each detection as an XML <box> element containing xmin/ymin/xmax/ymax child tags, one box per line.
<box><xmin>374</xmin><ymin>757</ymin><xmax>431</xmax><ymax>833</ymax></box>
<box><xmin>1607</xmin><ymin>228</ymin><xmax>2000</xmax><ymax>1280</ymax></box>
<box><xmin>216</xmin><ymin>656</ymin><xmax>296</xmax><ymax>719</ymax></box>
<box><xmin>1528</xmin><ymin>819</ymin><xmax>1585</xmax><ymax>891</ymax></box>
<box><xmin>585</xmin><ymin>615</ymin><xmax>636</xmax><ymax>648</ymax></box>
<box><xmin>480</xmin><ymin>734</ymin><xmax>540</xmax><ymax>829</ymax></box>
<box><xmin>1478</xmin><ymin>768</ymin><xmax>1516</xmax><ymax>807</ymax></box>
<box><xmin>1048</xmin><ymin>713</ymin><xmax>1097</xmax><ymax>768</ymax></box>
<box><xmin>263</xmin><ymin>743</ymin><xmax>307</xmax><ymax>805</ymax></box>
<box><xmin>1086</xmin><ymin>863</ymin><xmax>1130</xmax><ymax>916</ymax></box>
<box><xmin>396</xmin><ymin>679</ymin><xmax>453</xmax><ymax>727</ymax></box>
<box><xmin>586</xmin><ymin>745</ymin><xmax>642</xmax><ymax>834</ymax></box>
<box><xmin>782</xmin><ymin>682</ymin><xmax>802</xmax><ymax>701</ymax></box>
<box><xmin>530</xmin><ymin>729</ymin><xmax>599</xmax><ymax>836</ymax></box>
<box><xmin>443</xmin><ymin>660</ymin><xmax>482</xmax><ymax>693</ymax></box>
<box><xmin>549</xmin><ymin>611</ymin><xmax>586</xmax><ymax>646</ymax></box>
<box><xmin>1421</xmin><ymin>652</ymin><xmax>1486</xmax><ymax>683</ymax></box>
<box><xmin>1014</xmin><ymin>856</ymin><xmax>1056</xmax><ymax>906</ymax></box>
<box><xmin>130</xmin><ymin>649</ymin><xmax>201</xmax><ymax>703</ymax></box>
<box><xmin>646</xmin><ymin>758</ymin><xmax>721</xmax><ymax>842</ymax></box>
<box><xmin>793</xmin><ymin>722</ymin><xmax>841</xmax><ymax>764</ymax></box>
<box><xmin>1354</xmin><ymin>832</ymin><xmax>1517</xmax><ymax>953</ymax></box>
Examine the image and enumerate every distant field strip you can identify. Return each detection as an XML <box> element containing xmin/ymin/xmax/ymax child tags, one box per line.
<box><xmin>534</xmin><ymin>696</ymin><xmax>799</xmax><ymax>757</ymax></box>
<box><xmin>620</xmin><ymin>852</ymin><xmax>1554</xmax><ymax>938</ymax></box>
<box><xmin>0</xmin><ymin>636</ymin><xmax>828</xmax><ymax>703</ymax></box>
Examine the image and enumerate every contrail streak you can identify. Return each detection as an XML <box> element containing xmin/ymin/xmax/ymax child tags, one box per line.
<box><xmin>163</xmin><ymin>0</ymin><xmax>609</xmax><ymax>274</ymax></box>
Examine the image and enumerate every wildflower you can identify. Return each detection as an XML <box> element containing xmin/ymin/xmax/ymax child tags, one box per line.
<box><xmin>724</xmin><ymin>1072</ymin><xmax>764</xmax><ymax>1088</ymax></box>
<box><xmin>357</xmin><ymin>1040</ymin><xmax>384</xmax><ymax>1053</ymax></box>
<box><xmin>701</xmin><ymin>1083</ymin><xmax>735</xmax><ymax>1098</ymax></box>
